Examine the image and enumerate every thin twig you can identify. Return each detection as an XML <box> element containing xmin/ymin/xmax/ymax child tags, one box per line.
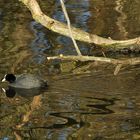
<box><xmin>60</xmin><ymin>0</ymin><xmax>82</xmax><ymax>56</ymax></box>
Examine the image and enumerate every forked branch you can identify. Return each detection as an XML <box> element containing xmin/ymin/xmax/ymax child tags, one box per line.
<box><xmin>20</xmin><ymin>0</ymin><xmax>140</xmax><ymax>49</ymax></box>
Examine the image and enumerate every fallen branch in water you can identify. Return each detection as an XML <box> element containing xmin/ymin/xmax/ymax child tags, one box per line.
<box><xmin>19</xmin><ymin>0</ymin><xmax>140</xmax><ymax>75</ymax></box>
<box><xmin>47</xmin><ymin>55</ymin><xmax>140</xmax><ymax>75</ymax></box>
<box><xmin>48</xmin><ymin>55</ymin><xmax>119</xmax><ymax>63</ymax></box>
<box><xmin>20</xmin><ymin>0</ymin><xmax>140</xmax><ymax>49</ymax></box>
<box><xmin>47</xmin><ymin>55</ymin><xmax>140</xmax><ymax>64</ymax></box>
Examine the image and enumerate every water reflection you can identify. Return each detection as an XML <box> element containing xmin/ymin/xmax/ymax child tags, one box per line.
<box><xmin>31</xmin><ymin>112</ymin><xmax>83</xmax><ymax>129</ymax></box>
<box><xmin>120</xmin><ymin>117</ymin><xmax>140</xmax><ymax>132</ymax></box>
<box><xmin>1</xmin><ymin>86</ymin><xmax>47</xmax><ymax>98</ymax></box>
<box><xmin>52</xmin><ymin>0</ymin><xmax>91</xmax><ymax>55</ymax></box>
<box><xmin>85</xmin><ymin>97</ymin><xmax>116</xmax><ymax>114</ymax></box>
<box><xmin>0</xmin><ymin>0</ymin><xmax>140</xmax><ymax>139</ymax></box>
<box><xmin>0</xmin><ymin>9</ymin><xmax>3</xmax><ymax>33</ymax></box>
<box><xmin>1</xmin><ymin>68</ymin><xmax>140</xmax><ymax>139</ymax></box>
<box><xmin>30</xmin><ymin>21</ymin><xmax>52</xmax><ymax>63</ymax></box>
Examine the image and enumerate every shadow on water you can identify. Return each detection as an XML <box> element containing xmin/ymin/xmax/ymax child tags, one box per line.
<box><xmin>30</xmin><ymin>97</ymin><xmax>116</xmax><ymax>130</ymax></box>
<box><xmin>31</xmin><ymin>112</ymin><xmax>84</xmax><ymax>130</ymax></box>
<box><xmin>85</xmin><ymin>97</ymin><xmax>116</xmax><ymax>114</ymax></box>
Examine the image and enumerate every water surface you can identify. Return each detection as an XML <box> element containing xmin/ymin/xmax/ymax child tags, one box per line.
<box><xmin>0</xmin><ymin>0</ymin><xmax>140</xmax><ymax>139</ymax></box>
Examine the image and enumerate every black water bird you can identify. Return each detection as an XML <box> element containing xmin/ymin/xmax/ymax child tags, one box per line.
<box><xmin>1</xmin><ymin>73</ymin><xmax>48</xmax><ymax>89</ymax></box>
<box><xmin>1</xmin><ymin>73</ymin><xmax>48</xmax><ymax>98</ymax></box>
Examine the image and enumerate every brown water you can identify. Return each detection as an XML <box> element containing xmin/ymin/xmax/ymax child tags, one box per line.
<box><xmin>0</xmin><ymin>0</ymin><xmax>140</xmax><ymax>139</ymax></box>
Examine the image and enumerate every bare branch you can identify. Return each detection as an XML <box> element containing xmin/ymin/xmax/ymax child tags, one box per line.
<box><xmin>20</xmin><ymin>0</ymin><xmax>140</xmax><ymax>48</ymax></box>
<box><xmin>47</xmin><ymin>55</ymin><xmax>118</xmax><ymax>63</ymax></box>
<box><xmin>47</xmin><ymin>55</ymin><xmax>140</xmax><ymax>75</ymax></box>
<box><xmin>47</xmin><ymin>55</ymin><xmax>140</xmax><ymax>64</ymax></box>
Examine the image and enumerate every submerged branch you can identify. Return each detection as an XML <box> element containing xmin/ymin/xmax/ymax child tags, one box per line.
<box><xmin>20</xmin><ymin>0</ymin><xmax>140</xmax><ymax>49</ymax></box>
<box><xmin>47</xmin><ymin>55</ymin><xmax>140</xmax><ymax>65</ymax></box>
<box><xmin>47</xmin><ymin>55</ymin><xmax>140</xmax><ymax>75</ymax></box>
<box><xmin>48</xmin><ymin>55</ymin><xmax>119</xmax><ymax>64</ymax></box>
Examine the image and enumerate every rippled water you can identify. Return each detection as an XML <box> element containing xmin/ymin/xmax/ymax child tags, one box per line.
<box><xmin>1</xmin><ymin>67</ymin><xmax>140</xmax><ymax>139</ymax></box>
<box><xmin>0</xmin><ymin>0</ymin><xmax>140</xmax><ymax>139</ymax></box>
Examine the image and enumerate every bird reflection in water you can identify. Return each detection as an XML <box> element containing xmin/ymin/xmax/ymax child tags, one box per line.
<box><xmin>2</xmin><ymin>86</ymin><xmax>47</xmax><ymax>98</ymax></box>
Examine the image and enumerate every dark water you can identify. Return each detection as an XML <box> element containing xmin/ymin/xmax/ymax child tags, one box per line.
<box><xmin>0</xmin><ymin>0</ymin><xmax>140</xmax><ymax>139</ymax></box>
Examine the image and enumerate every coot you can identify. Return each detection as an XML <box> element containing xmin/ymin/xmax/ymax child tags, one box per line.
<box><xmin>1</xmin><ymin>73</ymin><xmax>48</xmax><ymax>89</ymax></box>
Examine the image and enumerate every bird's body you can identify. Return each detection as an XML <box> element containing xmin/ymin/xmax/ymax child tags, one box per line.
<box><xmin>1</xmin><ymin>73</ymin><xmax>48</xmax><ymax>89</ymax></box>
<box><xmin>11</xmin><ymin>74</ymin><xmax>44</xmax><ymax>89</ymax></box>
